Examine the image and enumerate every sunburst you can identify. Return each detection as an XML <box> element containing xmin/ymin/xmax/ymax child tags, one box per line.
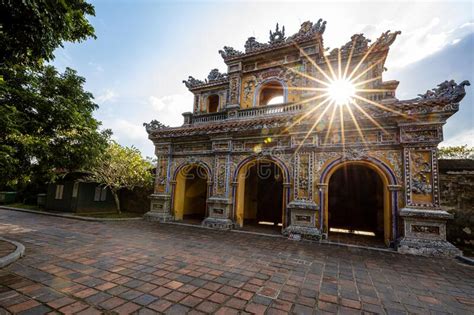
<box><xmin>283</xmin><ymin>36</ymin><xmax>411</xmax><ymax>152</ymax></box>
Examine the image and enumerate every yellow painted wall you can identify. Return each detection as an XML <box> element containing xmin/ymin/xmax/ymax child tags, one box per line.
<box><xmin>174</xmin><ymin>165</ymin><xmax>208</xmax><ymax>220</ymax></box>
<box><xmin>183</xmin><ymin>177</ymin><xmax>207</xmax><ymax>215</ymax></box>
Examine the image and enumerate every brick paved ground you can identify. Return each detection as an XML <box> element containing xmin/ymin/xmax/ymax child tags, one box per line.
<box><xmin>0</xmin><ymin>240</ymin><xmax>16</xmax><ymax>259</ymax></box>
<box><xmin>0</xmin><ymin>209</ymin><xmax>473</xmax><ymax>315</ymax></box>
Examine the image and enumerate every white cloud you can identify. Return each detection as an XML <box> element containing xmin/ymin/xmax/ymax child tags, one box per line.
<box><xmin>88</xmin><ymin>61</ymin><xmax>104</xmax><ymax>73</ymax></box>
<box><xmin>95</xmin><ymin>89</ymin><xmax>117</xmax><ymax>104</ymax></box>
<box><xmin>95</xmin><ymin>93</ymin><xmax>194</xmax><ymax>157</ymax></box>
<box><xmin>101</xmin><ymin>118</ymin><xmax>154</xmax><ymax>156</ymax></box>
<box><xmin>358</xmin><ymin>19</ymin><xmax>474</xmax><ymax>69</ymax></box>
<box><xmin>440</xmin><ymin>129</ymin><xmax>474</xmax><ymax>147</ymax></box>
<box><xmin>107</xmin><ymin>119</ymin><xmax>148</xmax><ymax>142</ymax></box>
<box><xmin>148</xmin><ymin>94</ymin><xmax>193</xmax><ymax>127</ymax></box>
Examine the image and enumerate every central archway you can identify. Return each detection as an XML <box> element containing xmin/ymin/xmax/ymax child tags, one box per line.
<box><xmin>328</xmin><ymin>165</ymin><xmax>384</xmax><ymax>239</ymax></box>
<box><xmin>234</xmin><ymin>158</ymin><xmax>289</xmax><ymax>230</ymax></box>
<box><xmin>173</xmin><ymin>165</ymin><xmax>209</xmax><ymax>222</ymax></box>
<box><xmin>320</xmin><ymin>158</ymin><xmax>396</xmax><ymax>246</ymax></box>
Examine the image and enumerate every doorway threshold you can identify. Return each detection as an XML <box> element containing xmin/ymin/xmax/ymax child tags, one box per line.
<box><xmin>320</xmin><ymin>239</ymin><xmax>397</xmax><ymax>253</ymax></box>
<box><xmin>230</xmin><ymin>229</ymin><xmax>285</xmax><ymax>238</ymax></box>
<box><xmin>324</xmin><ymin>231</ymin><xmax>394</xmax><ymax>252</ymax></box>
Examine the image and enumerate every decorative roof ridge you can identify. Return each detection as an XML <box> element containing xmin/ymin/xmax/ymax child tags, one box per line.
<box><xmin>407</xmin><ymin>79</ymin><xmax>470</xmax><ymax>104</ymax></box>
<box><xmin>145</xmin><ymin>79</ymin><xmax>470</xmax><ymax>136</ymax></box>
<box><xmin>327</xmin><ymin>30</ymin><xmax>401</xmax><ymax>60</ymax></box>
<box><xmin>183</xmin><ymin>68</ymin><xmax>229</xmax><ymax>90</ymax></box>
<box><xmin>219</xmin><ymin>19</ymin><xmax>327</xmax><ymax>61</ymax></box>
<box><xmin>147</xmin><ymin>114</ymin><xmax>291</xmax><ymax>136</ymax></box>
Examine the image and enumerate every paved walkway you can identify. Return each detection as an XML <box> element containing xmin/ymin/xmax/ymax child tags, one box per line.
<box><xmin>0</xmin><ymin>210</ymin><xmax>473</xmax><ymax>315</ymax></box>
<box><xmin>0</xmin><ymin>241</ymin><xmax>16</xmax><ymax>260</ymax></box>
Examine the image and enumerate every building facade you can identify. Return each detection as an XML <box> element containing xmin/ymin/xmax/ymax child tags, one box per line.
<box><xmin>144</xmin><ymin>19</ymin><xmax>470</xmax><ymax>256</ymax></box>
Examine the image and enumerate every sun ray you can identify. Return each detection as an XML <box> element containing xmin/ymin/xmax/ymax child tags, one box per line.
<box><xmin>343</xmin><ymin>37</ymin><xmax>357</xmax><ymax>80</ymax></box>
<box><xmin>281</xmin><ymin>94</ymin><xmax>332</xmax><ymax>133</ymax></box>
<box><xmin>286</xmin><ymin>86</ymin><xmax>329</xmax><ymax>92</ymax></box>
<box><xmin>286</xmin><ymin>67</ymin><xmax>331</xmax><ymax>87</ymax></box>
<box><xmin>352</xmin><ymin>94</ymin><xmax>410</xmax><ymax>119</ymax></box>
<box><xmin>349</xmin><ymin>56</ymin><xmax>386</xmax><ymax>83</ymax></box>
<box><xmin>322</xmin><ymin>48</ymin><xmax>338</xmax><ymax>81</ymax></box>
<box><xmin>292</xmin><ymin>41</ymin><xmax>334</xmax><ymax>83</ymax></box>
<box><xmin>350</xmin><ymin>100</ymin><xmax>389</xmax><ymax>134</ymax></box>
<box><xmin>352</xmin><ymin>76</ymin><xmax>382</xmax><ymax>87</ymax></box>
<box><xmin>339</xmin><ymin>103</ymin><xmax>346</xmax><ymax>150</ymax></box>
<box><xmin>345</xmin><ymin>103</ymin><xmax>368</xmax><ymax>145</ymax></box>
<box><xmin>338</xmin><ymin>49</ymin><xmax>342</xmax><ymax>79</ymax></box>
<box><xmin>294</xmin><ymin>99</ymin><xmax>335</xmax><ymax>154</ymax></box>
<box><xmin>355</xmin><ymin>88</ymin><xmax>393</xmax><ymax>93</ymax></box>
<box><xmin>323</xmin><ymin>102</ymin><xmax>338</xmax><ymax>145</ymax></box>
<box><xmin>346</xmin><ymin>42</ymin><xmax>377</xmax><ymax>82</ymax></box>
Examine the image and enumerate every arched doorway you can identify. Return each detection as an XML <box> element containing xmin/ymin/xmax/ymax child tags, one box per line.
<box><xmin>328</xmin><ymin>165</ymin><xmax>384</xmax><ymax>238</ymax></box>
<box><xmin>174</xmin><ymin>165</ymin><xmax>209</xmax><ymax>223</ymax></box>
<box><xmin>207</xmin><ymin>94</ymin><xmax>219</xmax><ymax>113</ymax></box>
<box><xmin>322</xmin><ymin>160</ymin><xmax>394</xmax><ymax>246</ymax></box>
<box><xmin>235</xmin><ymin>160</ymin><xmax>286</xmax><ymax>231</ymax></box>
<box><xmin>257</xmin><ymin>81</ymin><xmax>285</xmax><ymax>106</ymax></box>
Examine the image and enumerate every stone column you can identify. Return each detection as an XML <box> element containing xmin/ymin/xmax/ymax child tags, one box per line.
<box><xmin>387</xmin><ymin>184</ymin><xmax>402</xmax><ymax>242</ymax></box>
<box><xmin>316</xmin><ymin>183</ymin><xmax>328</xmax><ymax>238</ymax></box>
<box><xmin>144</xmin><ymin>143</ymin><xmax>174</xmax><ymax>222</ymax></box>
<box><xmin>397</xmin><ymin>125</ymin><xmax>461</xmax><ymax>256</ymax></box>
<box><xmin>202</xmin><ymin>139</ymin><xmax>234</xmax><ymax>229</ymax></box>
<box><xmin>284</xmin><ymin>151</ymin><xmax>321</xmax><ymax>240</ymax></box>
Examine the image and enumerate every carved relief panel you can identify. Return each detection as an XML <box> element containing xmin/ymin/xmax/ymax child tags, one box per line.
<box><xmin>404</xmin><ymin>148</ymin><xmax>439</xmax><ymax>207</ymax></box>
<box><xmin>294</xmin><ymin>152</ymin><xmax>314</xmax><ymax>200</ymax></box>
<box><xmin>400</xmin><ymin>125</ymin><xmax>443</xmax><ymax>144</ymax></box>
<box><xmin>213</xmin><ymin>155</ymin><xmax>229</xmax><ymax>197</ymax></box>
<box><xmin>155</xmin><ymin>156</ymin><xmax>169</xmax><ymax>193</ymax></box>
<box><xmin>154</xmin><ymin>143</ymin><xmax>171</xmax><ymax>194</ymax></box>
<box><xmin>229</xmin><ymin>74</ymin><xmax>241</xmax><ymax>105</ymax></box>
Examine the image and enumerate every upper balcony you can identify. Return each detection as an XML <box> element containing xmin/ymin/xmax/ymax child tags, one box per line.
<box><xmin>183</xmin><ymin>101</ymin><xmax>307</xmax><ymax>125</ymax></box>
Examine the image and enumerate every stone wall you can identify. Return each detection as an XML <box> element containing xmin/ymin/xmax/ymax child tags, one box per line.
<box><xmin>439</xmin><ymin>159</ymin><xmax>474</xmax><ymax>252</ymax></box>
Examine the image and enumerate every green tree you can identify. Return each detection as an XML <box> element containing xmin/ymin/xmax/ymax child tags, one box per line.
<box><xmin>87</xmin><ymin>142</ymin><xmax>153</xmax><ymax>213</ymax></box>
<box><xmin>438</xmin><ymin>145</ymin><xmax>474</xmax><ymax>159</ymax></box>
<box><xmin>0</xmin><ymin>65</ymin><xmax>110</xmax><ymax>191</ymax></box>
<box><xmin>0</xmin><ymin>0</ymin><xmax>96</xmax><ymax>67</ymax></box>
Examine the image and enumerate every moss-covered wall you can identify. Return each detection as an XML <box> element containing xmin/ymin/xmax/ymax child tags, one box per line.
<box><xmin>439</xmin><ymin>159</ymin><xmax>474</xmax><ymax>253</ymax></box>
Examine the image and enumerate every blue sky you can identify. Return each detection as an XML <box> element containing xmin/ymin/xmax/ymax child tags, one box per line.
<box><xmin>53</xmin><ymin>0</ymin><xmax>474</xmax><ymax>157</ymax></box>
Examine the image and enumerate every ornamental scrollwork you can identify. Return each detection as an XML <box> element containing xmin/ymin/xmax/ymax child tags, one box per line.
<box><xmin>245</xmin><ymin>37</ymin><xmax>268</xmax><ymax>53</ymax></box>
<box><xmin>341</xmin><ymin>148</ymin><xmax>369</xmax><ymax>161</ymax></box>
<box><xmin>411</xmin><ymin>152</ymin><xmax>433</xmax><ymax>195</ymax></box>
<box><xmin>329</xmin><ymin>34</ymin><xmax>371</xmax><ymax>58</ymax></box>
<box><xmin>218</xmin><ymin>46</ymin><xmax>243</xmax><ymax>59</ymax></box>
<box><xmin>143</xmin><ymin>120</ymin><xmax>169</xmax><ymax>133</ymax></box>
<box><xmin>287</xmin><ymin>19</ymin><xmax>327</xmax><ymax>42</ymax></box>
<box><xmin>370</xmin><ymin>30</ymin><xmax>402</xmax><ymax>51</ymax></box>
<box><xmin>417</xmin><ymin>80</ymin><xmax>470</xmax><ymax>103</ymax></box>
<box><xmin>182</xmin><ymin>76</ymin><xmax>205</xmax><ymax>89</ymax></box>
<box><xmin>269</xmin><ymin>23</ymin><xmax>286</xmax><ymax>44</ymax></box>
<box><xmin>243</xmin><ymin>79</ymin><xmax>255</xmax><ymax>101</ymax></box>
<box><xmin>207</xmin><ymin>69</ymin><xmax>228</xmax><ymax>82</ymax></box>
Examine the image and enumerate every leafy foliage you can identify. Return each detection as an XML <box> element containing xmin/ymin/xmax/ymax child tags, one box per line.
<box><xmin>438</xmin><ymin>145</ymin><xmax>474</xmax><ymax>159</ymax></box>
<box><xmin>0</xmin><ymin>65</ymin><xmax>111</xmax><ymax>190</ymax></box>
<box><xmin>87</xmin><ymin>142</ymin><xmax>153</xmax><ymax>213</ymax></box>
<box><xmin>0</xmin><ymin>0</ymin><xmax>96</xmax><ymax>67</ymax></box>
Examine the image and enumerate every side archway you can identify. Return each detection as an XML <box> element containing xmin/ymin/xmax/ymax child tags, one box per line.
<box><xmin>319</xmin><ymin>157</ymin><xmax>398</xmax><ymax>246</ymax></box>
<box><xmin>232</xmin><ymin>156</ymin><xmax>291</xmax><ymax>228</ymax></box>
<box><xmin>172</xmin><ymin>162</ymin><xmax>212</xmax><ymax>221</ymax></box>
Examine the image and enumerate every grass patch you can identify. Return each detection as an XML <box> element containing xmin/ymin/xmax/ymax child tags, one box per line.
<box><xmin>75</xmin><ymin>212</ymin><xmax>142</xmax><ymax>219</ymax></box>
<box><xmin>456</xmin><ymin>244</ymin><xmax>474</xmax><ymax>258</ymax></box>
<box><xmin>7</xmin><ymin>203</ymin><xmax>40</xmax><ymax>211</ymax></box>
